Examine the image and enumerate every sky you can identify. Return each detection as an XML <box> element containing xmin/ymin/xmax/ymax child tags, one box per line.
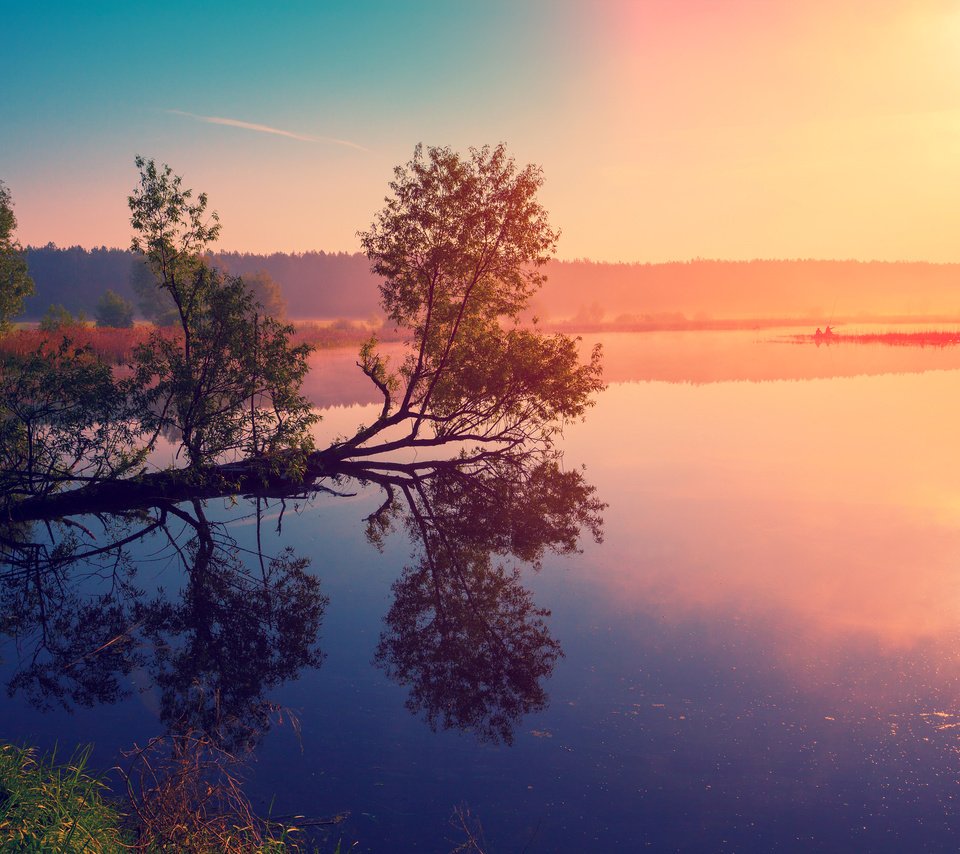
<box><xmin>4</xmin><ymin>0</ymin><xmax>960</xmax><ymax>262</ymax></box>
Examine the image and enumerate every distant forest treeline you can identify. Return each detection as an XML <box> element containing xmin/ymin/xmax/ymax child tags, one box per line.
<box><xmin>22</xmin><ymin>246</ymin><xmax>381</xmax><ymax>320</ymax></box>
<box><xmin>22</xmin><ymin>246</ymin><xmax>960</xmax><ymax>322</ymax></box>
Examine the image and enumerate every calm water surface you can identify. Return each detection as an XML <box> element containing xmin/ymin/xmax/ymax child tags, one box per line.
<box><xmin>5</xmin><ymin>328</ymin><xmax>960</xmax><ymax>851</ymax></box>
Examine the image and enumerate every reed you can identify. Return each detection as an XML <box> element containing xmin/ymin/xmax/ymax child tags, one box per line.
<box><xmin>0</xmin><ymin>740</ymin><xmax>338</xmax><ymax>852</ymax></box>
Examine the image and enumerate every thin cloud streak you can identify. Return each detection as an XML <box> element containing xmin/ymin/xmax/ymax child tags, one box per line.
<box><xmin>167</xmin><ymin>109</ymin><xmax>368</xmax><ymax>151</ymax></box>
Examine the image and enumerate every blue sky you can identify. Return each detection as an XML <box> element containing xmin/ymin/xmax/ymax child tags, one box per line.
<box><xmin>4</xmin><ymin>1</ymin><xmax>594</xmax><ymax>253</ymax></box>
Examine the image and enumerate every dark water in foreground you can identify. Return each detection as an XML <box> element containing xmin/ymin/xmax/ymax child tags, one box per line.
<box><xmin>6</xmin><ymin>328</ymin><xmax>960</xmax><ymax>851</ymax></box>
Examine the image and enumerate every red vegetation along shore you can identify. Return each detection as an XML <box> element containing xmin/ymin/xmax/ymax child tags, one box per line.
<box><xmin>0</xmin><ymin>321</ymin><xmax>407</xmax><ymax>365</ymax></box>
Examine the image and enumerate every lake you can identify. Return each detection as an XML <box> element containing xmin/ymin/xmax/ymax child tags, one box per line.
<box><xmin>5</xmin><ymin>327</ymin><xmax>960</xmax><ymax>851</ymax></box>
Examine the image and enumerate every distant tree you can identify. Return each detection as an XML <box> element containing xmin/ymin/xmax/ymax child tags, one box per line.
<box><xmin>0</xmin><ymin>181</ymin><xmax>34</xmax><ymax>331</ymax></box>
<box><xmin>130</xmin><ymin>254</ymin><xmax>179</xmax><ymax>326</ymax></box>
<box><xmin>95</xmin><ymin>289</ymin><xmax>135</xmax><ymax>328</ymax></box>
<box><xmin>39</xmin><ymin>303</ymin><xmax>84</xmax><ymax>331</ymax></box>
<box><xmin>239</xmin><ymin>270</ymin><xmax>286</xmax><ymax>319</ymax></box>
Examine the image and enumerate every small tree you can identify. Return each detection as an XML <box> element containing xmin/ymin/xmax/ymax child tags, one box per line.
<box><xmin>130</xmin><ymin>255</ymin><xmax>179</xmax><ymax>326</ymax></box>
<box><xmin>95</xmin><ymin>289</ymin><xmax>135</xmax><ymax>328</ymax></box>
<box><xmin>239</xmin><ymin>270</ymin><xmax>286</xmax><ymax>320</ymax></box>
<box><xmin>128</xmin><ymin>155</ymin><xmax>221</xmax><ymax>350</ymax></box>
<box><xmin>128</xmin><ymin>157</ymin><xmax>316</xmax><ymax>471</ymax></box>
<box><xmin>0</xmin><ymin>181</ymin><xmax>34</xmax><ymax>332</ymax></box>
<box><xmin>39</xmin><ymin>303</ymin><xmax>83</xmax><ymax>331</ymax></box>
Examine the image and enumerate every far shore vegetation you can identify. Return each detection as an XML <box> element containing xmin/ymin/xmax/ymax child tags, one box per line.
<box><xmin>19</xmin><ymin>244</ymin><xmax>960</xmax><ymax>326</ymax></box>
<box><xmin>3</xmin><ymin>313</ymin><xmax>959</xmax><ymax>373</ymax></box>
<box><xmin>0</xmin><ymin>317</ymin><xmax>407</xmax><ymax>364</ymax></box>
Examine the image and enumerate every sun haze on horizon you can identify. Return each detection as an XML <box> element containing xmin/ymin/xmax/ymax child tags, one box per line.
<box><xmin>3</xmin><ymin>0</ymin><xmax>959</xmax><ymax>263</ymax></box>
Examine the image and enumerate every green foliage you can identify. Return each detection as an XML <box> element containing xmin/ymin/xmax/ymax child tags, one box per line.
<box><xmin>0</xmin><ymin>743</ymin><xmax>129</xmax><ymax>852</ymax></box>
<box><xmin>130</xmin><ymin>254</ymin><xmax>180</xmax><ymax>326</ymax></box>
<box><xmin>39</xmin><ymin>304</ymin><xmax>85</xmax><ymax>332</ymax></box>
<box><xmin>345</xmin><ymin>143</ymin><xmax>602</xmax><ymax>460</ymax></box>
<box><xmin>128</xmin><ymin>155</ymin><xmax>221</xmax><ymax>325</ymax></box>
<box><xmin>0</xmin><ymin>740</ymin><xmax>314</xmax><ymax>853</ymax></box>
<box><xmin>0</xmin><ymin>181</ymin><xmax>34</xmax><ymax>333</ymax></box>
<box><xmin>0</xmin><ymin>339</ymin><xmax>145</xmax><ymax>509</ymax></box>
<box><xmin>95</xmin><ymin>289</ymin><xmax>135</xmax><ymax>328</ymax></box>
<box><xmin>129</xmin><ymin>158</ymin><xmax>316</xmax><ymax>471</ymax></box>
<box><xmin>362</xmin><ymin>144</ymin><xmax>558</xmax><ymax>332</ymax></box>
<box><xmin>240</xmin><ymin>269</ymin><xmax>287</xmax><ymax>320</ymax></box>
<box><xmin>130</xmin><ymin>269</ymin><xmax>316</xmax><ymax>470</ymax></box>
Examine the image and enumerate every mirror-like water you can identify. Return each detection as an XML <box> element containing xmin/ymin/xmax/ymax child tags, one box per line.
<box><xmin>4</xmin><ymin>328</ymin><xmax>960</xmax><ymax>852</ymax></box>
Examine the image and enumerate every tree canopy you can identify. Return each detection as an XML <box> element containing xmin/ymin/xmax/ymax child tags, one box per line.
<box><xmin>126</xmin><ymin>157</ymin><xmax>316</xmax><ymax>472</ymax></box>
<box><xmin>331</xmin><ymin>143</ymin><xmax>603</xmax><ymax>471</ymax></box>
<box><xmin>95</xmin><ymin>289</ymin><xmax>135</xmax><ymax>328</ymax></box>
<box><xmin>237</xmin><ymin>270</ymin><xmax>286</xmax><ymax>320</ymax></box>
<box><xmin>38</xmin><ymin>303</ymin><xmax>83</xmax><ymax>331</ymax></box>
<box><xmin>1</xmin><ymin>145</ymin><xmax>602</xmax><ymax>522</ymax></box>
<box><xmin>0</xmin><ymin>144</ymin><xmax>607</xmax><ymax>787</ymax></box>
<box><xmin>0</xmin><ymin>181</ymin><xmax>34</xmax><ymax>332</ymax></box>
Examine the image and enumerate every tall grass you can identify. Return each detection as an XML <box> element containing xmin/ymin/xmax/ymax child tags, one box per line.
<box><xmin>0</xmin><ymin>739</ymin><xmax>339</xmax><ymax>852</ymax></box>
<box><xmin>0</xmin><ymin>325</ymin><xmax>179</xmax><ymax>365</ymax></box>
<box><xmin>0</xmin><ymin>742</ymin><xmax>128</xmax><ymax>852</ymax></box>
<box><xmin>120</xmin><ymin>731</ymin><xmax>304</xmax><ymax>852</ymax></box>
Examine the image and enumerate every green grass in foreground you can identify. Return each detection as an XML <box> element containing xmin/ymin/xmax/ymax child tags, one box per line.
<box><xmin>0</xmin><ymin>742</ymin><xmax>128</xmax><ymax>852</ymax></box>
<box><xmin>0</xmin><ymin>741</ymin><xmax>332</xmax><ymax>853</ymax></box>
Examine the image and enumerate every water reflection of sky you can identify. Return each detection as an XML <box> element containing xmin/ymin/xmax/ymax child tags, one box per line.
<box><xmin>233</xmin><ymin>344</ymin><xmax>960</xmax><ymax>850</ymax></box>
<box><xmin>7</xmin><ymin>331</ymin><xmax>960</xmax><ymax>851</ymax></box>
<box><xmin>525</xmin><ymin>357</ymin><xmax>960</xmax><ymax>850</ymax></box>
<box><xmin>566</xmin><ymin>371</ymin><xmax>960</xmax><ymax>648</ymax></box>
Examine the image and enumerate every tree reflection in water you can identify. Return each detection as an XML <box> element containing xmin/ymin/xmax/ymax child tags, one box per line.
<box><xmin>367</xmin><ymin>460</ymin><xmax>604</xmax><ymax>743</ymax></box>
<box><xmin>3</xmin><ymin>455</ymin><xmax>602</xmax><ymax>747</ymax></box>
<box><xmin>0</xmin><ymin>454</ymin><xmax>603</xmax><ymax>839</ymax></box>
<box><xmin>0</xmin><ymin>500</ymin><xmax>327</xmax><ymax>753</ymax></box>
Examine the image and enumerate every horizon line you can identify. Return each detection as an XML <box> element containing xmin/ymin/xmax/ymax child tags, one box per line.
<box><xmin>19</xmin><ymin>243</ymin><xmax>960</xmax><ymax>266</ymax></box>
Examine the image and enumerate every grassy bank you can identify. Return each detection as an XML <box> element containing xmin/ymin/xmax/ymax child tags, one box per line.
<box><xmin>0</xmin><ymin>741</ymin><xmax>328</xmax><ymax>852</ymax></box>
<box><xmin>0</xmin><ymin>743</ymin><xmax>128</xmax><ymax>852</ymax></box>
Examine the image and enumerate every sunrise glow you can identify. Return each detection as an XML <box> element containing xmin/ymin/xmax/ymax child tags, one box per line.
<box><xmin>7</xmin><ymin>2</ymin><xmax>960</xmax><ymax>851</ymax></box>
<box><xmin>4</xmin><ymin>0</ymin><xmax>960</xmax><ymax>261</ymax></box>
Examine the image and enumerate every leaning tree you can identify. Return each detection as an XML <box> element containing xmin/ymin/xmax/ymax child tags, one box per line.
<box><xmin>3</xmin><ymin>145</ymin><xmax>603</xmax><ymax>520</ymax></box>
<box><xmin>0</xmin><ymin>144</ymin><xmax>607</xmax><ymax>761</ymax></box>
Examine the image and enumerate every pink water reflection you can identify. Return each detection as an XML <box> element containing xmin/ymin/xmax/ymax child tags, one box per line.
<box><xmin>302</xmin><ymin>331</ymin><xmax>960</xmax><ymax>653</ymax></box>
<box><xmin>564</xmin><ymin>368</ymin><xmax>960</xmax><ymax>653</ymax></box>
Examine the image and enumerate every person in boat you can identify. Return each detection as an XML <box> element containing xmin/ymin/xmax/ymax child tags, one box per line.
<box><xmin>815</xmin><ymin>327</ymin><xmax>823</xmax><ymax>337</ymax></box>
